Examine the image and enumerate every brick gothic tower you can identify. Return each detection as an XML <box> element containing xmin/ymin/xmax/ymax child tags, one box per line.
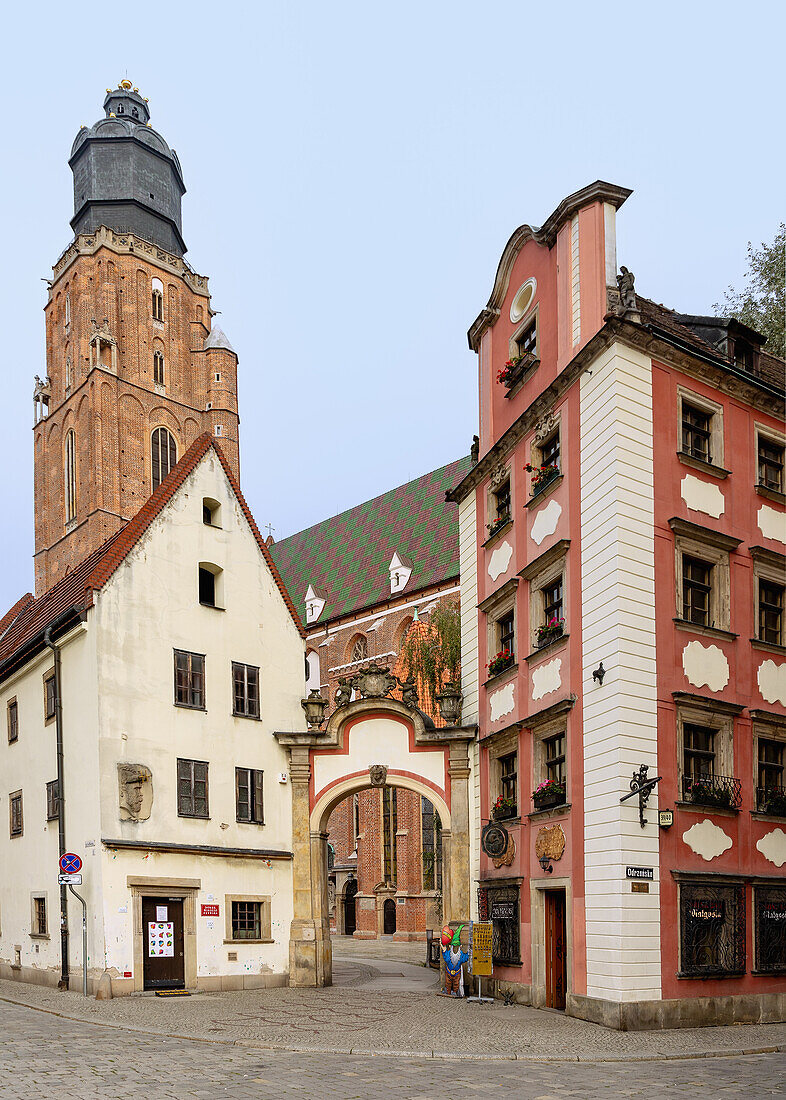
<box><xmin>33</xmin><ymin>82</ymin><xmax>240</xmax><ymax>594</ymax></box>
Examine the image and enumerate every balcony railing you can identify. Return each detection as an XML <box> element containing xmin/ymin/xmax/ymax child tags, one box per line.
<box><xmin>682</xmin><ymin>774</ymin><xmax>742</xmax><ymax>810</ymax></box>
<box><xmin>756</xmin><ymin>786</ymin><xmax>786</xmax><ymax>816</ymax></box>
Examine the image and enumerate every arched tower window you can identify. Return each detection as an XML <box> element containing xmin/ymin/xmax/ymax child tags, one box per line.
<box><xmin>65</xmin><ymin>355</ymin><xmax>72</xmax><ymax>392</ymax></box>
<box><xmin>153</xmin><ymin>350</ymin><xmax>165</xmax><ymax>386</ymax></box>
<box><xmin>64</xmin><ymin>429</ymin><xmax>77</xmax><ymax>523</ymax></box>
<box><xmin>349</xmin><ymin>634</ymin><xmax>368</xmax><ymax>664</ymax></box>
<box><xmin>151</xmin><ymin>278</ymin><xmax>164</xmax><ymax>322</ymax></box>
<box><xmin>151</xmin><ymin>427</ymin><xmax>177</xmax><ymax>490</ymax></box>
<box><xmin>64</xmin><ymin>293</ymin><xmax>71</xmax><ymax>329</ymax></box>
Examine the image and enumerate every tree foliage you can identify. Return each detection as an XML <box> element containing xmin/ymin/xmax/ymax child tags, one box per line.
<box><xmin>401</xmin><ymin>601</ymin><xmax>461</xmax><ymax>700</ymax></box>
<box><xmin>714</xmin><ymin>224</ymin><xmax>785</xmax><ymax>359</ymax></box>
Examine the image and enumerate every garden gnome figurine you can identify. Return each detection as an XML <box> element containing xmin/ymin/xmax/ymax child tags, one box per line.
<box><xmin>441</xmin><ymin>924</ymin><xmax>469</xmax><ymax>997</ymax></box>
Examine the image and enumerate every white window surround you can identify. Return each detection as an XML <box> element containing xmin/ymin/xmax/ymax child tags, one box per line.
<box><xmin>510</xmin><ymin>278</ymin><xmax>537</xmax><ymax>324</ymax></box>
<box><xmin>672</xmin><ymin>692</ymin><xmax>742</xmax><ymax>787</ymax></box>
<box><xmin>677</xmin><ymin>386</ymin><xmax>726</xmax><ymax>470</ymax></box>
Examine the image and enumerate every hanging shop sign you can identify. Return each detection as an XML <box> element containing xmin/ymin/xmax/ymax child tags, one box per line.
<box><xmin>481</xmin><ymin>823</ymin><xmax>509</xmax><ymax>859</ymax></box>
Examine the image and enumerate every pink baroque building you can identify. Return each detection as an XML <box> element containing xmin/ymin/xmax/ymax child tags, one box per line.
<box><xmin>448</xmin><ymin>181</ymin><xmax>785</xmax><ymax>1028</ymax></box>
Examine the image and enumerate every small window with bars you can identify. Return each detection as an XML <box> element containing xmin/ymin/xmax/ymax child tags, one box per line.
<box><xmin>46</xmin><ymin>780</ymin><xmax>59</xmax><ymax>821</ymax></box>
<box><xmin>10</xmin><ymin>791</ymin><xmax>22</xmax><ymax>837</ymax></box>
<box><xmin>231</xmin><ymin>900</ymin><xmax>261</xmax><ymax>940</ymax></box>
<box><xmin>236</xmin><ymin>767</ymin><xmax>264</xmax><ymax>824</ymax></box>
<box><xmin>682</xmin><ymin>556</ymin><xmax>712</xmax><ymax>626</ymax></box>
<box><xmin>680</xmin><ymin>881</ymin><xmax>745</xmax><ymax>976</ymax></box>
<box><xmin>33</xmin><ymin>896</ymin><xmax>47</xmax><ymax>936</ymax></box>
<box><xmin>177</xmin><ymin>758</ymin><xmax>209</xmax><ymax>818</ymax></box>
<box><xmin>682</xmin><ymin>403</ymin><xmax>712</xmax><ymax>463</ymax></box>
<box><xmin>232</xmin><ymin>662</ymin><xmax>260</xmax><ymax>718</ymax></box>
<box><xmin>683</xmin><ymin>724</ymin><xmax>715</xmax><ymax>778</ymax></box>
<box><xmin>7</xmin><ymin>699</ymin><xmax>18</xmax><ymax>744</ymax></box>
<box><xmin>758</xmin><ymin>437</ymin><xmax>784</xmax><ymax>493</ymax></box>
<box><xmin>174</xmin><ymin>650</ymin><xmax>205</xmax><ymax>709</ymax></box>
<box><xmin>759</xmin><ymin>580</ymin><xmax>784</xmax><ymax>646</ymax></box>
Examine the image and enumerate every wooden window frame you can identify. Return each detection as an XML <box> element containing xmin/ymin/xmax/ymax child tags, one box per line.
<box><xmin>173</xmin><ymin>650</ymin><xmax>206</xmax><ymax>710</ymax></box>
<box><xmin>9</xmin><ymin>790</ymin><xmax>23</xmax><ymax>837</ymax></box>
<box><xmin>43</xmin><ymin>670</ymin><xmax>56</xmax><ymax>724</ymax></box>
<box><xmin>509</xmin><ymin>307</ymin><xmax>539</xmax><ymax>363</ymax></box>
<box><xmin>754</xmin><ymin>423</ymin><xmax>785</xmax><ymax>495</ymax></box>
<box><xmin>487</xmin><ymin>727</ymin><xmax>519</xmax><ymax>817</ymax></box>
<box><xmin>677</xmin><ymin>387</ymin><xmax>725</xmax><ymax>469</ymax></box>
<box><xmin>232</xmin><ymin>662</ymin><xmax>260</xmax><ymax>719</ymax></box>
<box><xmin>673</xmin><ymin>531</ymin><xmax>732</xmax><ymax>633</ymax></box>
<box><xmin>31</xmin><ymin>893</ymin><xmax>48</xmax><ymax>938</ymax></box>
<box><xmin>752</xmin><ymin>718</ymin><xmax>786</xmax><ymax>804</ymax></box>
<box><xmin>46</xmin><ymin>779</ymin><xmax>59</xmax><ymax>822</ymax></box>
<box><xmin>522</xmin><ymin>541</ymin><xmax>569</xmax><ymax>653</ymax></box>
<box><xmin>176</xmin><ymin>758</ymin><xmax>209</xmax><ymax>819</ymax></box>
<box><xmin>751</xmin><ymin>548</ymin><xmax>786</xmax><ymax>648</ymax></box>
<box><xmin>530</xmin><ymin>708</ymin><xmax>570</xmax><ymax>806</ymax></box>
<box><xmin>235</xmin><ymin>766</ymin><xmax>264</xmax><ymax>824</ymax></box>
<box><xmin>7</xmin><ymin>697</ymin><xmax>18</xmax><ymax>744</ymax></box>
<box><xmin>675</xmin><ymin>700</ymin><xmax>734</xmax><ymax>789</ymax></box>
<box><xmin>224</xmin><ymin>894</ymin><xmax>272</xmax><ymax>944</ymax></box>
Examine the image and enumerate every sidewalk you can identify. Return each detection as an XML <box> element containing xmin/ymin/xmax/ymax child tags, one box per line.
<box><xmin>0</xmin><ymin>967</ymin><xmax>783</xmax><ymax>1063</ymax></box>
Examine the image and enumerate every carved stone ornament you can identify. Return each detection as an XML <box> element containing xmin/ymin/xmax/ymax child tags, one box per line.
<box><xmin>489</xmin><ymin>462</ymin><xmax>509</xmax><ymax>492</ymax></box>
<box><xmin>481</xmin><ymin>822</ymin><xmax>509</xmax><ymax>859</ymax></box>
<box><xmin>334</xmin><ymin>679</ymin><xmax>354</xmax><ymax>709</ymax></box>
<box><xmin>398</xmin><ymin>674</ymin><xmax>419</xmax><ymax>710</ymax></box>
<box><xmin>533</xmin><ymin>410</ymin><xmax>557</xmax><ymax>445</ymax></box>
<box><xmin>492</xmin><ymin>833</ymin><xmax>516</xmax><ymax>869</ymax></box>
<box><xmin>117</xmin><ymin>763</ymin><xmax>153</xmax><ymax>821</ymax></box>
<box><xmin>368</xmin><ymin>764</ymin><xmax>388</xmax><ymax>788</ymax></box>
<box><xmin>356</xmin><ymin>662</ymin><xmax>397</xmax><ymax>699</ymax></box>
<box><xmin>615</xmin><ymin>266</ymin><xmax>638</xmax><ymax>315</ymax></box>
<box><xmin>535</xmin><ymin>823</ymin><xmax>566</xmax><ymax>862</ymax></box>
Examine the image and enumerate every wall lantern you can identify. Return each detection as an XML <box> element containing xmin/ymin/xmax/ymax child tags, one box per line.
<box><xmin>538</xmin><ymin>854</ymin><xmax>553</xmax><ymax>874</ymax></box>
<box><xmin>592</xmin><ymin>662</ymin><xmax>606</xmax><ymax>685</ymax></box>
<box><xmin>301</xmin><ymin>689</ymin><xmax>328</xmax><ymax>730</ymax></box>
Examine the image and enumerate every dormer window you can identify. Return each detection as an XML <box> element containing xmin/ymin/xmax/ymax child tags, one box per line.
<box><xmin>388</xmin><ymin>552</ymin><xmax>413</xmax><ymax>594</ymax></box>
<box><xmin>733</xmin><ymin>338</ymin><xmax>755</xmax><ymax>372</ymax></box>
<box><xmin>305</xmin><ymin>584</ymin><xmax>326</xmax><ymax>624</ymax></box>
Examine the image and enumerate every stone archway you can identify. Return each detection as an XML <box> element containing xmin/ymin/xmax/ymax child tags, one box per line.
<box><xmin>275</xmin><ymin>689</ymin><xmax>474</xmax><ymax>988</ymax></box>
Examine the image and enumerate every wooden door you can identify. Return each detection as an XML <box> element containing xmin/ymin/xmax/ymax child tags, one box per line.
<box><xmin>383</xmin><ymin>898</ymin><xmax>396</xmax><ymax>935</ymax></box>
<box><xmin>344</xmin><ymin>880</ymin><xmax>357</xmax><ymax>935</ymax></box>
<box><xmin>545</xmin><ymin>890</ymin><xmax>567</xmax><ymax>1010</ymax></box>
<box><xmin>142</xmin><ymin>897</ymin><xmax>185</xmax><ymax>990</ymax></box>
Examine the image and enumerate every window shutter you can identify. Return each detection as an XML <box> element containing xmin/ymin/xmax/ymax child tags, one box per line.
<box><xmin>236</xmin><ymin>768</ymin><xmax>250</xmax><ymax>821</ymax></box>
<box><xmin>253</xmin><ymin>770</ymin><xmax>264</xmax><ymax>823</ymax></box>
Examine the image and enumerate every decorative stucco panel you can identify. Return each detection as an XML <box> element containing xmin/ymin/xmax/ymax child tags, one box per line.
<box><xmin>531</xmin><ymin>658</ymin><xmax>561</xmax><ymax>701</ymax></box>
<box><xmin>682</xmin><ymin>641</ymin><xmax>729</xmax><ymax>692</ymax></box>
<box><xmin>680</xmin><ymin>474</ymin><xmax>725</xmax><ymax>518</ymax></box>
<box><xmin>531</xmin><ymin>499</ymin><xmax>561</xmax><ymax>547</ymax></box>
<box><xmin>487</xmin><ymin>540</ymin><xmax>513</xmax><ymax>582</ymax></box>
<box><xmin>682</xmin><ymin>819</ymin><xmax>733</xmax><ymax>861</ymax></box>
<box><xmin>756</xmin><ymin>828</ymin><xmax>786</xmax><ymax>868</ymax></box>
<box><xmin>489</xmin><ymin>681</ymin><xmax>515</xmax><ymax>722</ymax></box>
<box><xmin>757</xmin><ymin>659</ymin><xmax>786</xmax><ymax>706</ymax></box>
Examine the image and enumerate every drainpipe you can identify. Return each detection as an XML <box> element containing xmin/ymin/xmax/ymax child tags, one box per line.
<box><xmin>44</xmin><ymin>622</ymin><xmax>69</xmax><ymax>990</ymax></box>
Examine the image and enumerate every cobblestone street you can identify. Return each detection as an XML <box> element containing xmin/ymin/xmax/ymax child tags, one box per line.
<box><xmin>0</xmin><ymin>998</ymin><xmax>784</xmax><ymax>1099</ymax></box>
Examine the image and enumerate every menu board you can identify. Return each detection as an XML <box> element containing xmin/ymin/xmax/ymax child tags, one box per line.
<box><xmin>471</xmin><ymin>922</ymin><xmax>493</xmax><ymax>976</ymax></box>
<box><xmin>148</xmin><ymin>921</ymin><xmax>174</xmax><ymax>957</ymax></box>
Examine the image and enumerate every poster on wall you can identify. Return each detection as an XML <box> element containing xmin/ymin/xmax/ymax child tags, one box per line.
<box><xmin>148</xmin><ymin>922</ymin><xmax>174</xmax><ymax>957</ymax></box>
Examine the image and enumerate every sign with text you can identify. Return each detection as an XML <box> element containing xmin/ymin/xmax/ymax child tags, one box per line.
<box><xmin>58</xmin><ymin>873</ymin><xmax>82</xmax><ymax>885</ymax></box>
<box><xmin>489</xmin><ymin>898</ymin><xmax>516</xmax><ymax>920</ymax></box>
<box><xmin>625</xmin><ymin>866</ymin><xmax>653</xmax><ymax>880</ymax></box>
<box><xmin>471</xmin><ymin>922</ymin><xmax>493</xmax><ymax>976</ymax></box>
<box><xmin>201</xmin><ymin>904</ymin><xmax>220</xmax><ymax>917</ymax></box>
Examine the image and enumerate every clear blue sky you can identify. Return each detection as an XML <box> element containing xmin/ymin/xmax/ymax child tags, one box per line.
<box><xmin>1</xmin><ymin>1</ymin><xmax>782</xmax><ymax>612</ymax></box>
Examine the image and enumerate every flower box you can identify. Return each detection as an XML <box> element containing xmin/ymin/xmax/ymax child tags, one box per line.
<box><xmin>487</xmin><ymin>651</ymin><xmax>514</xmax><ymax>678</ymax></box>
<box><xmin>527</xmin><ymin>464</ymin><xmax>560</xmax><ymax>495</ymax></box>
<box><xmin>535</xmin><ymin>619</ymin><xmax>564</xmax><ymax>648</ymax></box>
<box><xmin>497</xmin><ymin>353</ymin><xmax>538</xmax><ymax>390</ymax></box>
<box><xmin>486</xmin><ymin>514</ymin><xmax>510</xmax><ymax>539</ymax></box>
<box><xmin>492</xmin><ymin>800</ymin><xmax>517</xmax><ymax>821</ymax></box>
<box><xmin>756</xmin><ymin>787</ymin><xmax>786</xmax><ymax>816</ymax></box>
<box><xmin>533</xmin><ymin>782</ymin><xmax>566</xmax><ymax>810</ymax></box>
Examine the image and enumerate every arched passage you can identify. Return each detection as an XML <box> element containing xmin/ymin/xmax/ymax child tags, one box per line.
<box><xmin>275</xmin><ymin>693</ymin><xmax>473</xmax><ymax>988</ymax></box>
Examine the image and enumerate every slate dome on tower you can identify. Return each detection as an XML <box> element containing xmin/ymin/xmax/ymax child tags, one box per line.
<box><xmin>69</xmin><ymin>82</ymin><xmax>187</xmax><ymax>255</ymax></box>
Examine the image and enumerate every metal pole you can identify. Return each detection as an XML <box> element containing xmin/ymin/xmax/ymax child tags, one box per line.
<box><xmin>44</xmin><ymin>624</ymin><xmax>69</xmax><ymax>991</ymax></box>
<box><xmin>68</xmin><ymin>885</ymin><xmax>87</xmax><ymax>996</ymax></box>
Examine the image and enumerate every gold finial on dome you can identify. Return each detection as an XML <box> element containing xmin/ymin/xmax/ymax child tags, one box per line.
<box><xmin>120</xmin><ymin>79</ymin><xmax>133</xmax><ymax>90</ymax></box>
<box><xmin>133</xmin><ymin>87</ymin><xmax>138</xmax><ymax>92</ymax></box>
<box><xmin>106</xmin><ymin>88</ymin><xmax>112</xmax><ymax>93</ymax></box>
<box><xmin>109</xmin><ymin>112</ymin><xmax>116</xmax><ymax>118</ymax></box>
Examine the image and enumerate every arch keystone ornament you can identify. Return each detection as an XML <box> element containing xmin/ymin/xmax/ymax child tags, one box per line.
<box><xmin>275</xmin><ymin>686</ymin><xmax>476</xmax><ymax>988</ymax></box>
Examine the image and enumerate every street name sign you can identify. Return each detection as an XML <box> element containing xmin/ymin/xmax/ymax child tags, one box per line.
<box><xmin>58</xmin><ymin>873</ymin><xmax>82</xmax><ymax>885</ymax></box>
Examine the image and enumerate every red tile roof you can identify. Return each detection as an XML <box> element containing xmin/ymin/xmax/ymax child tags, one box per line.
<box><xmin>0</xmin><ymin>434</ymin><xmax>304</xmax><ymax>673</ymax></box>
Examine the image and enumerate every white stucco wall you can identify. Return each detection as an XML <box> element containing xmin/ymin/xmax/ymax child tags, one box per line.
<box><xmin>580</xmin><ymin>340</ymin><xmax>662</xmax><ymax>1004</ymax></box>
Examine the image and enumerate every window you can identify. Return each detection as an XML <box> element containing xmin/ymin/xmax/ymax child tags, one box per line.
<box><xmin>174</xmin><ymin>650</ymin><xmax>205</xmax><ymax>709</ymax></box>
<box><xmin>44</xmin><ymin>672</ymin><xmax>56</xmax><ymax>722</ymax></box>
<box><xmin>350</xmin><ymin>635</ymin><xmax>368</xmax><ymax>664</ymax></box>
<box><xmin>758</xmin><ymin>737</ymin><xmax>784</xmax><ymax>789</ymax></box>
<box><xmin>9</xmin><ymin>791</ymin><xmax>22</xmax><ymax>837</ymax></box>
<box><xmin>493</xmin><ymin>478</ymin><xmax>511</xmax><ymax>522</ymax></box>
<box><xmin>235</xmin><ymin>767</ymin><xmax>264</xmax><ymax>824</ymax></box>
<box><xmin>544</xmin><ymin>732</ymin><xmax>566</xmax><ymax>785</ymax></box>
<box><xmin>199</xmin><ymin>566</ymin><xmax>216</xmax><ymax>607</ymax></box>
<box><xmin>7</xmin><ymin>699</ymin><xmax>18</xmax><ymax>744</ymax></box>
<box><xmin>758</xmin><ymin>435</ymin><xmax>784</xmax><ymax>493</ymax></box>
<box><xmin>215</xmin><ymin>373</ymin><xmax>221</xmax><ymax>382</ymax></box>
<box><xmin>176</xmin><ymin>758</ymin><xmax>208</xmax><ymax>818</ymax></box>
<box><xmin>479</xmin><ymin>578</ymin><xmax>518</xmax><ymax>678</ymax></box>
<box><xmin>671</xmin><ymin>518</ymin><xmax>738</xmax><ymax>634</ymax></box>
<box><xmin>515</xmin><ymin>317</ymin><xmax>537</xmax><ymax>359</ymax></box>
<box><xmin>382</xmin><ymin>787</ymin><xmax>397</xmax><ymax>884</ymax></box>
<box><xmin>352</xmin><ymin>792</ymin><xmax>360</xmax><ymax>851</ymax></box>
<box><xmin>151</xmin><ymin>279</ymin><xmax>164</xmax><ymax>321</ymax></box>
<box><xmin>64</xmin><ymin>293</ymin><xmax>71</xmax><ymax>328</ymax></box>
<box><xmin>679</xmin><ymin>881</ymin><xmax>745</xmax><ymax>977</ymax></box>
<box><xmin>521</xmin><ymin>539</ymin><xmax>570</xmax><ymax>654</ymax></box>
<box><xmin>540</xmin><ymin>431</ymin><xmax>560</xmax><ymax>472</ymax></box>
<box><xmin>681</xmin><ymin>403</ymin><xmax>712</xmax><ymax>463</ymax></box>
<box><xmin>65</xmin><ymin>356</ymin><xmax>72</xmax><ymax>391</ymax></box>
<box><xmin>421</xmin><ymin>797</ymin><xmax>443</xmax><ymax>891</ymax></box>
<box><xmin>498</xmin><ymin>611</ymin><xmax>515</xmax><ymax>659</ymax></box>
<box><xmin>753</xmin><ymin>718</ymin><xmax>786</xmax><ymax>813</ymax></box>
<box><xmin>46</xmin><ymin>780</ymin><xmax>59</xmax><ymax>821</ymax></box>
<box><xmin>32</xmin><ymin>895</ymin><xmax>47</xmax><ymax>937</ymax></box>
<box><xmin>202</xmin><ymin>498</ymin><xmax>221</xmax><ymax>526</ymax></box>
<box><xmin>499</xmin><ymin>752</ymin><xmax>517</xmax><ymax>805</ymax></box>
<box><xmin>214</xmin><ymin>424</ymin><xmax>223</xmax><ymax>437</ymax></box>
<box><xmin>682</xmin><ymin>556</ymin><xmax>712</xmax><ymax>627</ymax></box>
<box><xmin>759</xmin><ymin>580</ymin><xmax>784</xmax><ymax>646</ymax></box>
<box><xmin>226</xmin><ymin>895</ymin><xmax>271</xmax><ymax>942</ymax></box>
<box><xmin>64</xmin><ymin>429</ymin><xmax>76</xmax><ymax>523</ymax></box>
<box><xmin>754</xmin><ymin>885</ymin><xmax>786</xmax><ymax>974</ymax></box>
<box><xmin>151</xmin><ymin>427</ymin><xmax>177</xmax><ymax>490</ymax></box>
<box><xmin>479</xmin><ymin>885</ymin><xmax>521</xmax><ymax>966</ymax></box>
<box><xmin>232</xmin><ymin>662</ymin><xmax>260</xmax><ymax>718</ymax></box>
<box><xmin>677</xmin><ymin>388</ymin><xmax>724</xmax><ymax>469</ymax></box>
<box><xmin>684</xmin><ymin>723</ymin><xmax>715</xmax><ymax>778</ymax></box>
<box><xmin>541</xmin><ymin>577</ymin><xmax>564</xmax><ymax>637</ymax></box>
<box><xmin>153</xmin><ymin>350</ymin><xmax>165</xmax><ymax>386</ymax></box>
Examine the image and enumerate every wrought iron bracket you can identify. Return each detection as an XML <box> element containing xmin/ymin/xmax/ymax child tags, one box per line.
<box><xmin>619</xmin><ymin>764</ymin><xmax>662</xmax><ymax>828</ymax></box>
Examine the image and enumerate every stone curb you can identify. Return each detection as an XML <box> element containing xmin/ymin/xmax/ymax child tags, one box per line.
<box><xmin>1</xmin><ymin>995</ymin><xmax>783</xmax><ymax>1064</ymax></box>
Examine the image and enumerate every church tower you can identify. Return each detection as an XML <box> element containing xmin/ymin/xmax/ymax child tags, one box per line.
<box><xmin>33</xmin><ymin>82</ymin><xmax>240</xmax><ymax>594</ymax></box>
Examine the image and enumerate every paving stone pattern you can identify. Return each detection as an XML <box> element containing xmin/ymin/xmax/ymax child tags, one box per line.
<box><xmin>1</xmin><ymin>999</ymin><xmax>785</xmax><ymax>1100</ymax></box>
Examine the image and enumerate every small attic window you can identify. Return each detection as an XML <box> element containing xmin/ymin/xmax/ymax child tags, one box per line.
<box><xmin>199</xmin><ymin>563</ymin><xmax>223</xmax><ymax>608</ymax></box>
<box><xmin>214</xmin><ymin>424</ymin><xmax>223</xmax><ymax>437</ymax></box>
<box><xmin>117</xmin><ymin>104</ymin><xmax>124</xmax><ymax>114</ymax></box>
<box><xmin>389</xmin><ymin>552</ymin><xmax>413</xmax><ymax>595</ymax></box>
<box><xmin>510</xmin><ymin>278</ymin><xmax>536</xmax><ymax>323</ymax></box>
<box><xmin>203</xmin><ymin>498</ymin><xmax>221</xmax><ymax>527</ymax></box>
<box><xmin>733</xmin><ymin>338</ymin><xmax>755</xmax><ymax>372</ymax></box>
<box><xmin>132</xmin><ymin>107</ymin><xmax>139</xmax><ymax>119</ymax></box>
